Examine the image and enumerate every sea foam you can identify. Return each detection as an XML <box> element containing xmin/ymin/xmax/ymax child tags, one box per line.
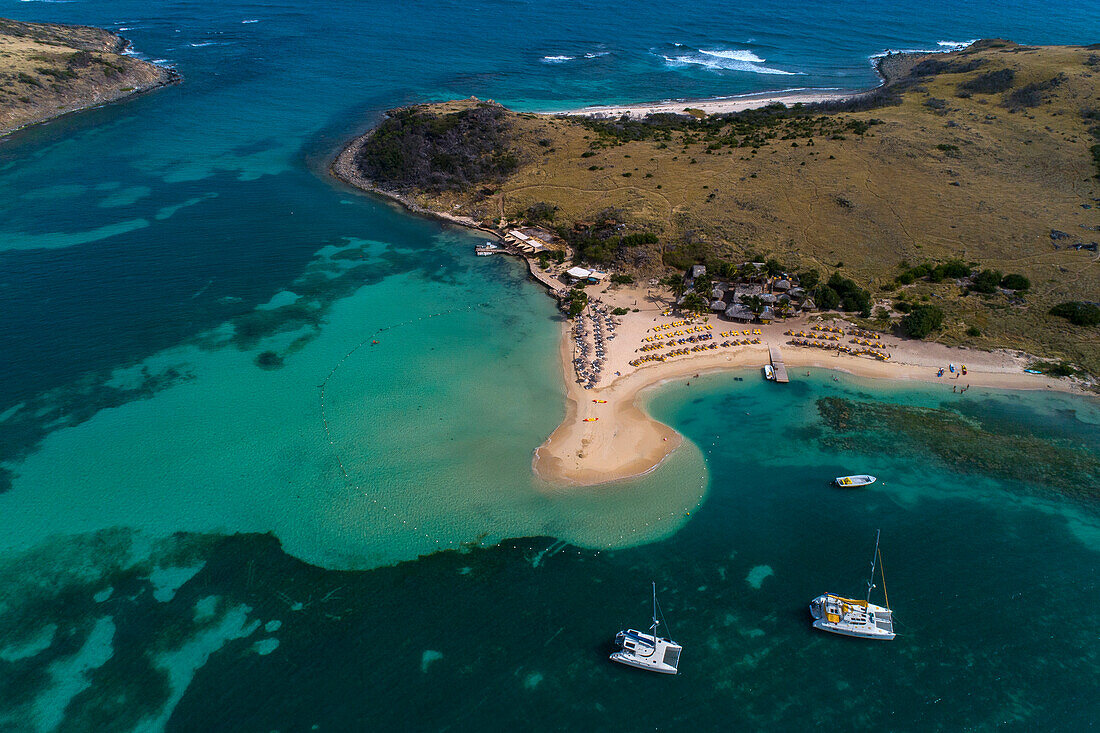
<box><xmin>661</xmin><ymin>46</ymin><xmax>798</xmax><ymax>76</ymax></box>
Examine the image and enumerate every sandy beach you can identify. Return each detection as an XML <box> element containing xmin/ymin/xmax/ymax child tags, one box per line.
<box><xmin>532</xmin><ymin>279</ymin><xmax>1088</xmax><ymax>487</ymax></box>
<box><xmin>556</xmin><ymin>88</ymin><xmax>859</xmax><ymax>119</ymax></box>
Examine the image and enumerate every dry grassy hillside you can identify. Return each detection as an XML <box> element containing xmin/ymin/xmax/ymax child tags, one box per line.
<box><xmin>0</xmin><ymin>17</ymin><xmax>176</xmax><ymax>135</ymax></box>
<box><xmin>343</xmin><ymin>41</ymin><xmax>1100</xmax><ymax>375</ymax></box>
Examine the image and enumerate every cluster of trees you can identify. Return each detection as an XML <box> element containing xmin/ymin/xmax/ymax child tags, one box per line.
<box><xmin>814</xmin><ymin>273</ymin><xmax>872</xmax><ymax>317</ymax></box>
<box><xmin>558</xmin><ymin>210</ymin><xmax>657</xmax><ymax>265</ymax></box>
<box><xmin>536</xmin><ymin>249</ymin><xmax>566</xmax><ymax>268</ymax></box>
<box><xmin>525</xmin><ymin>202</ymin><xmax>558</xmax><ymax>223</ymax></box>
<box><xmin>356</xmin><ymin>105</ymin><xmax>517</xmax><ymax>193</ymax></box>
<box><xmin>970</xmin><ymin>269</ymin><xmax>1029</xmax><ymax>293</ymax></box>
<box><xmin>899</xmin><ymin>304</ymin><xmax>945</xmax><ymax>338</ymax></box>
<box><xmin>958</xmin><ymin>68</ymin><xmax>1016</xmax><ymax>95</ymax></box>
<box><xmin>896</xmin><ymin>261</ymin><xmax>1029</xmax><ymax>292</ymax></box>
<box><xmin>579</xmin><ymin>102</ymin><xmax>882</xmax><ymax>152</ymax></box>
<box><xmin>566</xmin><ymin>289</ymin><xmax>589</xmax><ymax>318</ymax></box>
<box><xmin>1003</xmin><ymin>74</ymin><xmax>1065</xmax><ymax>112</ymax></box>
<box><xmin>896</xmin><ymin>260</ymin><xmax>971</xmax><ymax>284</ymax></box>
<box><xmin>1049</xmin><ymin>301</ymin><xmax>1100</xmax><ymax>326</ymax></box>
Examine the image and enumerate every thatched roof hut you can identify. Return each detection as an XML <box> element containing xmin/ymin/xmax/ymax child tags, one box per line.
<box><xmin>724</xmin><ymin>304</ymin><xmax>755</xmax><ymax>322</ymax></box>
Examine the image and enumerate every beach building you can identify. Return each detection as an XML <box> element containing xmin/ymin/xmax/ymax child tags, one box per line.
<box><xmin>508</xmin><ymin>229</ymin><xmax>549</xmax><ymax>253</ymax></box>
<box><xmin>564</xmin><ymin>266</ymin><xmax>608</xmax><ymax>284</ymax></box>
<box><xmin>724</xmin><ymin>304</ymin><xmax>755</xmax><ymax>322</ymax></box>
<box><xmin>759</xmin><ymin>306</ymin><xmax>776</xmax><ymax>324</ymax></box>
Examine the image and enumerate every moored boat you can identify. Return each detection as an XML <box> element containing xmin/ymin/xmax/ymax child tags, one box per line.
<box><xmin>809</xmin><ymin>529</ymin><xmax>895</xmax><ymax>640</ymax></box>
<box><xmin>610</xmin><ymin>582</ymin><xmax>682</xmax><ymax>674</ymax></box>
<box><xmin>764</xmin><ymin>364</ymin><xmax>776</xmax><ymax>381</ymax></box>
<box><xmin>834</xmin><ymin>474</ymin><xmax>876</xmax><ymax>487</ymax></box>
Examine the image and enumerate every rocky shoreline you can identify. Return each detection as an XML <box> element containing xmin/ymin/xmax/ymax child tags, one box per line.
<box><xmin>0</xmin><ymin>18</ymin><xmax>181</xmax><ymax>137</ymax></box>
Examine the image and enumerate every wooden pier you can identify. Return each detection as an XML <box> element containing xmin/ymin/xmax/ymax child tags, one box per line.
<box><xmin>769</xmin><ymin>345</ymin><xmax>789</xmax><ymax>383</ymax></box>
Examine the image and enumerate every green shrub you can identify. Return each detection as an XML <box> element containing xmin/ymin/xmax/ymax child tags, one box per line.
<box><xmin>797</xmin><ymin>269</ymin><xmax>819</xmax><ymax>289</ymax></box>
<box><xmin>826</xmin><ymin>273</ymin><xmax>872</xmax><ymax>316</ymax></box>
<box><xmin>966</xmin><ymin>325</ymin><xmax>982</xmax><ymax>337</ymax></box>
<box><xmin>999</xmin><ymin>273</ymin><xmax>1030</xmax><ymax>290</ymax></box>
<box><xmin>899</xmin><ymin>304</ymin><xmax>944</xmax><ymax>338</ymax></box>
<box><xmin>1049</xmin><ymin>301</ymin><xmax>1100</xmax><ymax>326</ymax></box>
<box><xmin>958</xmin><ymin>68</ymin><xmax>1015</xmax><ymax>94</ymax></box>
<box><xmin>525</xmin><ymin>201</ymin><xmax>557</xmax><ymax>222</ymax></box>
<box><xmin>1033</xmin><ymin>360</ymin><xmax>1077</xmax><ymax>377</ymax></box>
<box><xmin>610</xmin><ymin>274</ymin><xmax>634</xmax><ymax>284</ymax></box>
<box><xmin>814</xmin><ymin>285</ymin><xmax>841</xmax><ymax>310</ymax></box>
<box><xmin>612</xmin><ymin>307</ymin><xmax>629</xmax><ymax>316</ymax></box>
<box><xmin>970</xmin><ymin>269</ymin><xmax>1003</xmax><ymax>294</ymax></box>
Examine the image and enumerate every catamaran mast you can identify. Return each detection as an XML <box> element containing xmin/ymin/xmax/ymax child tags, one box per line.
<box><xmin>867</xmin><ymin>529</ymin><xmax>881</xmax><ymax>603</ymax></box>
<box><xmin>651</xmin><ymin>581</ymin><xmax>659</xmax><ymax>639</ymax></box>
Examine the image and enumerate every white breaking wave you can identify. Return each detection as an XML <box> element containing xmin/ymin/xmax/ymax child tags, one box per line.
<box><xmin>662</xmin><ymin>47</ymin><xmax>798</xmax><ymax>76</ymax></box>
<box><xmin>584</xmin><ymin>51</ymin><xmax>611</xmax><ymax>59</ymax></box>
<box><xmin>242</xmin><ymin>19</ymin><xmax>259</xmax><ymax>24</ymax></box>
<box><xmin>699</xmin><ymin>48</ymin><xmax>767</xmax><ymax>64</ymax></box>
<box><xmin>870</xmin><ymin>39</ymin><xmax>978</xmax><ymax>61</ymax></box>
<box><xmin>937</xmin><ymin>39</ymin><xmax>977</xmax><ymax>49</ymax></box>
<box><xmin>189</xmin><ymin>41</ymin><xmax>216</xmax><ymax>48</ymax></box>
<box><xmin>542</xmin><ymin>55</ymin><xmax>575</xmax><ymax>63</ymax></box>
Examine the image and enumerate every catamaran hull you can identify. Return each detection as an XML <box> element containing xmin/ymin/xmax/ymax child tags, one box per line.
<box><xmin>609</xmin><ymin>652</ymin><xmax>679</xmax><ymax>674</ymax></box>
<box><xmin>811</xmin><ymin>619</ymin><xmax>896</xmax><ymax>641</ymax></box>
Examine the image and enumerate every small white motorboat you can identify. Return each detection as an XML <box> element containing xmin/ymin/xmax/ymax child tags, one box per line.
<box><xmin>764</xmin><ymin>364</ymin><xmax>776</xmax><ymax>381</ymax></box>
<box><xmin>809</xmin><ymin>529</ymin><xmax>895</xmax><ymax>641</ymax></box>
<box><xmin>834</xmin><ymin>474</ymin><xmax>876</xmax><ymax>488</ymax></box>
<box><xmin>610</xmin><ymin>582</ymin><xmax>682</xmax><ymax>675</ymax></box>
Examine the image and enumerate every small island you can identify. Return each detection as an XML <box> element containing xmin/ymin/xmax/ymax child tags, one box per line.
<box><xmin>332</xmin><ymin>40</ymin><xmax>1100</xmax><ymax>485</ymax></box>
<box><xmin>0</xmin><ymin>17</ymin><xmax>177</xmax><ymax>136</ymax></box>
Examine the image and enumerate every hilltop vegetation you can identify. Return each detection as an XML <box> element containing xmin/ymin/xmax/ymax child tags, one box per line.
<box><xmin>0</xmin><ymin>17</ymin><xmax>176</xmax><ymax>135</ymax></box>
<box><xmin>346</xmin><ymin>41</ymin><xmax>1100</xmax><ymax>375</ymax></box>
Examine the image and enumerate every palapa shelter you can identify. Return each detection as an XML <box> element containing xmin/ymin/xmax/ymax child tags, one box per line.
<box><xmin>723</xmin><ymin>304</ymin><xmax>755</xmax><ymax>322</ymax></box>
<box><xmin>565</xmin><ymin>266</ymin><xmax>592</xmax><ymax>282</ymax></box>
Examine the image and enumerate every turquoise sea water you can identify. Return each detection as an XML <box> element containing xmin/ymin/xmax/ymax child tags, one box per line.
<box><xmin>1</xmin><ymin>0</ymin><xmax>1098</xmax><ymax>730</ymax></box>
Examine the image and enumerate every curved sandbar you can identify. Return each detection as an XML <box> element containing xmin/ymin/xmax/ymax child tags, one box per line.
<box><xmin>532</xmin><ymin>298</ymin><xmax>1083</xmax><ymax>487</ymax></box>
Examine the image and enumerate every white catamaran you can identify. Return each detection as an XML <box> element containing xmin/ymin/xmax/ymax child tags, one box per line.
<box><xmin>809</xmin><ymin>530</ymin><xmax>895</xmax><ymax>640</ymax></box>
<box><xmin>610</xmin><ymin>582</ymin><xmax>682</xmax><ymax>674</ymax></box>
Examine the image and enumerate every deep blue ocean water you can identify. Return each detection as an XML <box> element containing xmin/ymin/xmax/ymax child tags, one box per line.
<box><xmin>0</xmin><ymin>1</ymin><xmax>1098</xmax><ymax>730</ymax></box>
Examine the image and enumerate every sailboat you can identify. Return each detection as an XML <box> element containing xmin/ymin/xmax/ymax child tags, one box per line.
<box><xmin>610</xmin><ymin>582</ymin><xmax>682</xmax><ymax>674</ymax></box>
<box><xmin>809</xmin><ymin>530</ymin><xmax>895</xmax><ymax>640</ymax></box>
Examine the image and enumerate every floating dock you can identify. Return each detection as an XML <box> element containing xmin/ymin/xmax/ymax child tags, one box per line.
<box><xmin>769</xmin><ymin>345</ymin><xmax>789</xmax><ymax>383</ymax></box>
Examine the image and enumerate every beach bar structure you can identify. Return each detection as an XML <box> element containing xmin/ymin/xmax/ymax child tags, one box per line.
<box><xmin>564</xmin><ymin>266</ymin><xmax>608</xmax><ymax>284</ymax></box>
<box><xmin>507</xmin><ymin>229</ymin><xmax>548</xmax><ymax>253</ymax></box>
